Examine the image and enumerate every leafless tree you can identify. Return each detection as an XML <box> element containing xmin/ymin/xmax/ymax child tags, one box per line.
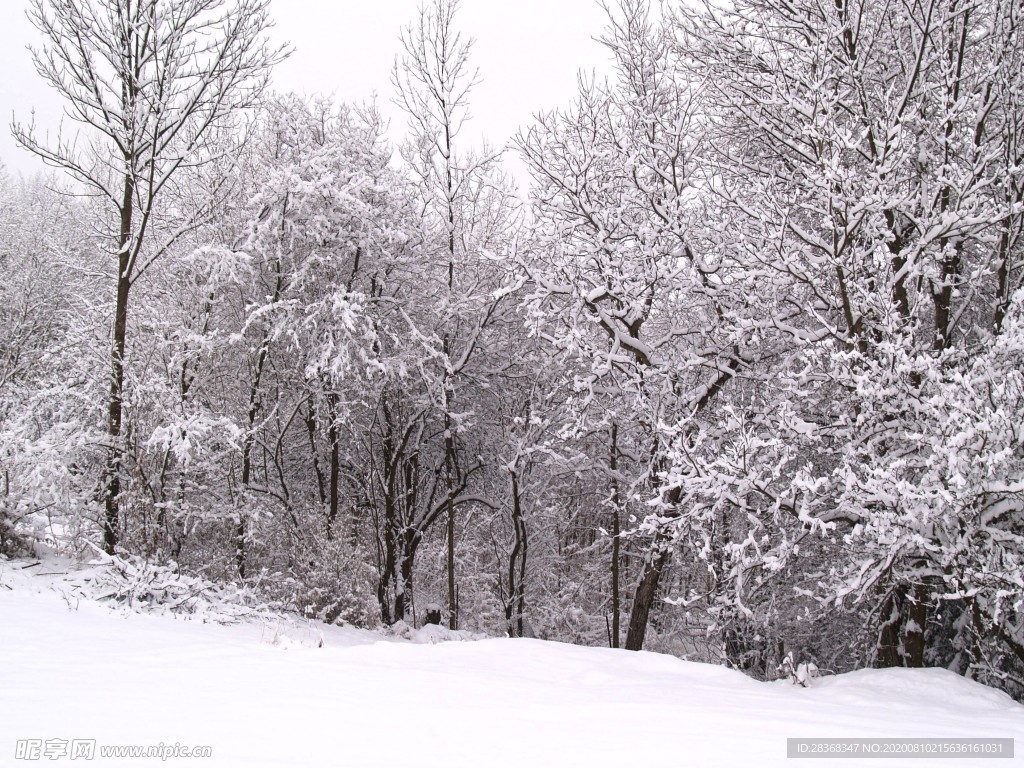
<box><xmin>12</xmin><ymin>0</ymin><xmax>287</xmax><ymax>553</ymax></box>
<box><xmin>392</xmin><ymin>0</ymin><xmax>513</xmax><ymax>628</ymax></box>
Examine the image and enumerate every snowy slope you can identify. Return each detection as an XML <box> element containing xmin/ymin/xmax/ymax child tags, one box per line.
<box><xmin>1</xmin><ymin>558</ymin><xmax>1021</xmax><ymax>768</ymax></box>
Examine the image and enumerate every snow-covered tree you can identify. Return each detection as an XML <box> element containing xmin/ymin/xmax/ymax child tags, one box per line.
<box><xmin>12</xmin><ymin>0</ymin><xmax>286</xmax><ymax>554</ymax></box>
<box><xmin>0</xmin><ymin>173</ymin><xmax>107</xmax><ymax>555</ymax></box>
<box><xmin>392</xmin><ymin>0</ymin><xmax>520</xmax><ymax>627</ymax></box>
<box><xmin>654</xmin><ymin>0</ymin><xmax>1024</xmax><ymax>684</ymax></box>
<box><xmin>516</xmin><ymin>0</ymin><xmax>754</xmax><ymax>650</ymax></box>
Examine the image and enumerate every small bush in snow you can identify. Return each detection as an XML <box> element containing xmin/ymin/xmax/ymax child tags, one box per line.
<box><xmin>779</xmin><ymin>653</ymin><xmax>820</xmax><ymax>687</ymax></box>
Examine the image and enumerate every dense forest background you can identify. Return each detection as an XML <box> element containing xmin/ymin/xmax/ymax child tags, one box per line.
<box><xmin>1</xmin><ymin>0</ymin><xmax>1022</xmax><ymax>699</ymax></box>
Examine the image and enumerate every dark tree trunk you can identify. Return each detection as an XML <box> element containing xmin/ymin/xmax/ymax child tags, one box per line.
<box><xmin>446</xmin><ymin>489</ymin><xmax>456</xmax><ymax>629</ymax></box>
<box><xmin>303</xmin><ymin>402</ymin><xmax>327</xmax><ymax>508</ymax></box>
<box><xmin>102</xmin><ymin>173</ymin><xmax>135</xmax><ymax>555</ymax></box>
<box><xmin>378</xmin><ymin>486</ymin><xmax>399</xmax><ymax>624</ymax></box>
<box><xmin>876</xmin><ymin>586</ymin><xmax>905</xmax><ymax>668</ymax></box>
<box><xmin>506</xmin><ymin>470</ymin><xmax>528</xmax><ymax>637</ymax></box>
<box><xmin>394</xmin><ymin>530</ymin><xmax>421</xmax><ymax>623</ymax></box>
<box><xmin>610</xmin><ymin>423</ymin><xmax>621</xmax><ymax>648</ymax></box>
<box><xmin>444</xmin><ymin>389</ymin><xmax>457</xmax><ymax>630</ymax></box>
<box><xmin>624</xmin><ymin>482</ymin><xmax>681</xmax><ymax>651</ymax></box>
<box><xmin>624</xmin><ymin>543</ymin><xmax>671</xmax><ymax>651</ymax></box>
<box><xmin>394</xmin><ymin>554</ymin><xmax>410</xmax><ymax>623</ymax></box>
<box><xmin>238</xmin><ymin>422</ymin><xmax>254</xmax><ymax>579</ymax></box>
<box><xmin>444</xmin><ymin>135</ymin><xmax>458</xmax><ymax>629</ymax></box>
<box><xmin>326</xmin><ymin>391</ymin><xmax>340</xmax><ymax>540</ymax></box>
<box><xmin>904</xmin><ymin>583</ymin><xmax>929</xmax><ymax>668</ymax></box>
<box><xmin>238</xmin><ymin>353</ymin><xmax>268</xmax><ymax>579</ymax></box>
<box><xmin>376</xmin><ymin>395</ymin><xmax>399</xmax><ymax>624</ymax></box>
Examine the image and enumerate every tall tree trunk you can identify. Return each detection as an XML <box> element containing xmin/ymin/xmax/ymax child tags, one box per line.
<box><xmin>239</xmin><ymin>349</ymin><xmax>270</xmax><ymax>579</ymax></box>
<box><xmin>378</xmin><ymin>491</ymin><xmax>398</xmax><ymax>624</ymax></box>
<box><xmin>446</xmin><ymin>485</ymin><xmax>456</xmax><ymax>629</ymax></box>
<box><xmin>326</xmin><ymin>391</ymin><xmax>340</xmax><ymax>540</ymax></box>
<box><xmin>442</xmin><ymin>148</ymin><xmax>458</xmax><ymax>626</ymax></box>
<box><xmin>506</xmin><ymin>469</ymin><xmax>528</xmax><ymax>637</ymax></box>
<box><xmin>444</xmin><ymin>111</ymin><xmax>459</xmax><ymax>630</ymax></box>
<box><xmin>304</xmin><ymin>402</ymin><xmax>327</xmax><ymax>508</ymax></box>
<box><xmin>238</xmin><ymin>427</ymin><xmax>254</xmax><ymax>579</ymax></box>
<box><xmin>102</xmin><ymin>173</ymin><xmax>135</xmax><ymax>555</ymax></box>
<box><xmin>395</xmin><ymin>531</ymin><xmax>421</xmax><ymax>623</ymax></box>
<box><xmin>904</xmin><ymin>582</ymin><xmax>929</xmax><ymax>668</ymax></box>
<box><xmin>609</xmin><ymin>423</ymin><xmax>621</xmax><ymax>649</ymax></box>
<box><xmin>444</xmin><ymin>363</ymin><xmax>457</xmax><ymax>629</ymax></box>
<box><xmin>377</xmin><ymin>394</ymin><xmax>401</xmax><ymax>624</ymax></box>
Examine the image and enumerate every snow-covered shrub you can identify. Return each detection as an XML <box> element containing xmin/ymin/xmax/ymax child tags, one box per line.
<box><xmin>386</xmin><ymin>619</ymin><xmax>487</xmax><ymax>643</ymax></box>
<box><xmin>0</xmin><ymin>509</ymin><xmax>30</xmax><ymax>557</ymax></box>
<box><xmin>255</xmin><ymin>532</ymin><xmax>381</xmax><ymax>629</ymax></box>
<box><xmin>779</xmin><ymin>652</ymin><xmax>819</xmax><ymax>687</ymax></box>
<box><xmin>69</xmin><ymin>546</ymin><xmax>270</xmax><ymax>623</ymax></box>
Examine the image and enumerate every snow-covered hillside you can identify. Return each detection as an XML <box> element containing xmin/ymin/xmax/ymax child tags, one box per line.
<box><xmin>1</xmin><ymin>557</ymin><xmax>1021</xmax><ymax>768</ymax></box>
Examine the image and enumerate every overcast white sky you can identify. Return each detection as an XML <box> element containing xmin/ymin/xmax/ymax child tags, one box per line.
<box><xmin>0</xmin><ymin>0</ymin><xmax>612</xmax><ymax>182</ymax></box>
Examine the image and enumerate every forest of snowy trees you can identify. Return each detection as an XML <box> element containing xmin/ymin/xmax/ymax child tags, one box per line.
<box><xmin>1</xmin><ymin>0</ymin><xmax>1021</xmax><ymax>699</ymax></box>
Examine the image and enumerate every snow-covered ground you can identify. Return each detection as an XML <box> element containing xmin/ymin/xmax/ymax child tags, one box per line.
<box><xmin>2</xmin><ymin>556</ymin><xmax>1021</xmax><ymax>768</ymax></box>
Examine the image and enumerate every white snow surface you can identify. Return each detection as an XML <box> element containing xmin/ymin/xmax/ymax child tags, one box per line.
<box><xmin>2</xmin><ymin>557</ymin><xmax>1022</xmax><ymax>768</ymax></box>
